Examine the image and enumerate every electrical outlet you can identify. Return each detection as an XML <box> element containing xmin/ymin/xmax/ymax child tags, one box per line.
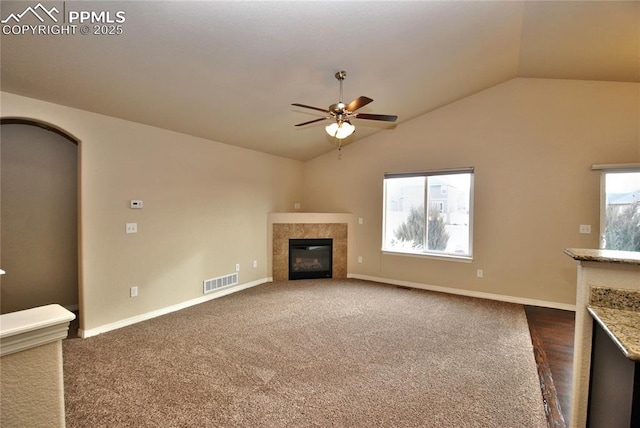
<box><xmin>126</xmin><ymin>223</ymin><xmax>137</xmax><ymax>234</ymax></box>
<box><xmin>253</xmin><ymin>260</ymin><xmax>258</xmax><ymax>268</ymax></box>
<box><xmin>477</xmin><ymin>269</ymin><xmax>483</xmax><ymax>278</ymax></box>
<box><xmin>130</xmin><ymin>286</ymin><xmax>138</xmax><ymax>297</ymax></box>
<box><xmin>357</xmin><ymin>256</ymin><xmax>363</xmax><ymax>263</ymax></box>
<box><xmin>235</xmin><ymin>263</ymin><xmax>240</xmax><ymax>272</ymax></box>
<box><xmin>579</xmin><ymin>224</ymin><xmax>591</xmax><ymax>234</ymax></box>
<box><xmin>358</xmin><ymin>217</ymin><xmax>363</xmax><ymax>225</ymax></box>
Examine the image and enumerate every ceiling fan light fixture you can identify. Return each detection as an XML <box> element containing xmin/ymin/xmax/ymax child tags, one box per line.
<box><xmin>293</xmin><ymin>70</ymin><xmax>397</xmax><ymax>147</ymax></box>
<box><xmin>325</xmin><ymin>121</ymin><xmax>355</xmax><ymax>139</ymax></box>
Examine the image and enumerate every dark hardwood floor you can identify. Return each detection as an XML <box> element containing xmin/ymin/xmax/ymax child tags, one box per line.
<box><xmin>525</xmin><ymin>306</ymin><xmax>576</xmax><ymax>428</ymax></box>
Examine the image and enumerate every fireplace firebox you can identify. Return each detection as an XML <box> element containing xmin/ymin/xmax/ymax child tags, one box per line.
<box><xmin>288</xmin><ymin>238</ymin><xmax>333</xmax><ymax>280</ymax></box>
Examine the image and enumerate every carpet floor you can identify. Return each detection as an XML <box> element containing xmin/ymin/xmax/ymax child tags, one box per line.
<box><xmin>63</xmin><ymin>279</ymin><xmax>546</xmax><ymax>427</ymax></box>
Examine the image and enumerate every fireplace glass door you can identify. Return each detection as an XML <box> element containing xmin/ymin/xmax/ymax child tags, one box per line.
<box><xmin>288</xmin><ymin>238</ymin><xmax>333</xmax><ymax>280</ymax></box>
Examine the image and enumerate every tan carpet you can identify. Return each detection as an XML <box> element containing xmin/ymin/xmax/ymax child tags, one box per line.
<box><xmin>63</xmin><ymin>279</ymin><xmax>546</xmax><ymax>427</ymax></box>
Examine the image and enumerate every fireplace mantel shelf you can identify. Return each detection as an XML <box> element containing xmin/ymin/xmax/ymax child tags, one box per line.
<box><xmin>269</xmin><ymin>212</ymin><xmax>354</xmax><ymax>224</ymax></box>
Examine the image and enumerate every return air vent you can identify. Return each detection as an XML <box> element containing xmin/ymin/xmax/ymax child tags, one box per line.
<box><xmin>203</xmin><ymin>273</ymin><xmax>238</xmax><ymax>294</ymax></box>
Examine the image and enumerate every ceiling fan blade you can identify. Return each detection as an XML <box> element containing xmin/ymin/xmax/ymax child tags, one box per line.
<box><xmin>355</xmin><ymin>113</ymin><xmax>398</xmax><ymax>122</ymax></box>
<box><xmin>292</xmin><ymin>103</ymin><xmax>330</xmax><ymax>113</ymax></box>
<box><xmin>294</xmin><ymin>117</ymin><xmax>329</xmax><ymax>127</ymax></box>
<box><xmin>346</xmin><ymin>96</ymin><xmax>373</xmax><ymax>112</ymax></box>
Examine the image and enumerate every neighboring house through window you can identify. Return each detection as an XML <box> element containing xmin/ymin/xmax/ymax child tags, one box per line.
<box><xmin>595</xmin><ymin>165</ymin><xmax>640</xmax><ymax>252</ymax></box>
<box><xmin>382</xmin><ymin>168</ymin><xmax>474</xmax><ymax>260</ymax></box>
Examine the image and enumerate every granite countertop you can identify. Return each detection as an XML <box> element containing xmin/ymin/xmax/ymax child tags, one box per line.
<box><xmin>588</xmin><ymin>286</ymin><xmax>640</xmax><ymax>361</ymax></box>
<box><xmin>564</xmin><ymin>248</ymin><xmax>640</xmax><ymax>266</ymax></box>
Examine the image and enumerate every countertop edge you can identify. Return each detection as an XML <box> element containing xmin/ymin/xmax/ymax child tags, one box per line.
<box><xmin>564</xmin><ymin>248</ymin><xmax>640</xmax><ymax>266</ymax></box>
<box><xmin>587</xmin><ymin>306</ymin><xmax>640</xmax><ymax>361</ymax></box>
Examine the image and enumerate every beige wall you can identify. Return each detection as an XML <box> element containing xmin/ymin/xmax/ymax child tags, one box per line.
<box><xmin>1</xmin><ymin>124</ymin><xmax>78</xmax><ymax>314</ymax></box>
<box><xmin>0</xmin><ymin>92</ymin><xmax>304</xmax><ymax>333</ymax></box>
<box><xmin>301</xmin><ymin>78</ymin><xmax>640</xmax><ymax>306</ymax></box>
<box><xmin>1</xmin><ymin>78</ymin><xmax>638</xmax><ymax>332</ymax></box>
<box><xmin>1</xmin><ymin>342</ymin><xmax>66</xmax><ymax>428</ymax></box>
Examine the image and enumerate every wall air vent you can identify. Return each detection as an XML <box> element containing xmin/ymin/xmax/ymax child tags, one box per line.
<box><xmin>203</xmin><ymin>273</ymin><xmax>238</xmax><ymax>294</ymax></box>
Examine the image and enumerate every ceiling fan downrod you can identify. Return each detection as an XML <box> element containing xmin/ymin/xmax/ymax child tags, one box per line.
<box><xmin>335</xmin><ymin>70</ymin><xmax>347</xmax><ymax>106</ymax></box>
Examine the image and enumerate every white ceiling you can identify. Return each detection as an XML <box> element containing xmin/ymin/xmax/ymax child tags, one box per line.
<box><xmin>1</xmin><ymin>1</ymin><xmax>638</xmax><ymax>161</ymax></box>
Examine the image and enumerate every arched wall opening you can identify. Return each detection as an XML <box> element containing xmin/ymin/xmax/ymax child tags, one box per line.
<box><xmin>1</xmin><ymin>118</ymin><xmax>81</xmax><ymax>333</ymax></box>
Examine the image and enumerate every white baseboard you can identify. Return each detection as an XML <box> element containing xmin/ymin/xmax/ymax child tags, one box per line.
<box><xmin>79</xmin><ymin>278</ymin><xmax>269</xmax><ymax>338</ymax></box>
<box><xmin>78</xmin><ymin>274</ymin><xmax>574</xmax><ymax>338</ymax></box>
<box><xmin>347</xmin><ymin>273</ymin><xmax>576</xmax><ymax>311</ymax></box>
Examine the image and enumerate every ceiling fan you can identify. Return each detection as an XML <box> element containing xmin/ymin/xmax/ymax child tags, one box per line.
<box><xmin>292</xmin><ymin>70</ymin><xmax>398</xmax><ymax>140</ymax></box>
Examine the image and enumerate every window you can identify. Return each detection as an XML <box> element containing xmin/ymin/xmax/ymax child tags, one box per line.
<box><xmin>597</xmin><ymin>166</ymin><xmax>640</xmax><ymax>252</ymax></box>
<box><xmin>382</xmin><ymin>168</ymin><xmax>473</xmax><ymax>259</ymax></box>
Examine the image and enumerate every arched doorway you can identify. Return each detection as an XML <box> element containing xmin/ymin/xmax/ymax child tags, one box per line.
<box><xmin>0</xmin><ymin>118</ymin><xmax>80</xmax><ymax>333</ymax></box>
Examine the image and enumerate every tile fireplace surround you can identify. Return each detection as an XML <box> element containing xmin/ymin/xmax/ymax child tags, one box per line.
<box><xmin>268</xmin><ymin>213</ymin><xmax>355</xmax><ymax>281</ymax></box>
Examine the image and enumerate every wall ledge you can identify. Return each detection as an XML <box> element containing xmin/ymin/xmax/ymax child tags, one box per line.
<box><xmin>1</xmin><ymin>304</ymin><xmax>75</xmax><ymax>357</ymax></box>
<box><xmin>268</xmin><ymin>212</ymin><xmax>354</xmax><ymax>223</ymax></box>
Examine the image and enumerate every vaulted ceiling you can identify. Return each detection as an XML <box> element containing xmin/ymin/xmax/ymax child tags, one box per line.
<box><xmin>1</xmin><ymin>1</ymin><xmax>638</xmax><ymax>161</ymax></box>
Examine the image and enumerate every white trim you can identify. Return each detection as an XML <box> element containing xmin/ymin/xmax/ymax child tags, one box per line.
<box><xmin>599</xmin><ymin>171</ymin><xmax>606</xmax><ymax>248</ymax></box>
<box><xmin>268</xmin><ymin>212</ymin><xmax>354</xmax><ymax>224</ymax></box>
<box><xmin>347</xmin><ymin>273</ymin><xmax>576</xmax><ymax>311</ymax></box>
<box><xmin>0</xmin><ymin>304</ymin><xmax>76</xmax><ymax>356</ymax></box>
<box><xmin>382</xmin><ymin>171</ymin><xmax>474</xmax><ymax>261</ymax></box>
<box><xmin>382</xmin><ymin>250</ymin><xmax>473</xmax><ymax>263</ymax></box>
<box><xmin>79</xmin><ymin>278</ymin><xmax>269</xmax><ymax>338</ymax></box>
<box><xmin>597</xmin><ymin>167</ymin><xmax>640</xmax><ymax>249</ymax></box>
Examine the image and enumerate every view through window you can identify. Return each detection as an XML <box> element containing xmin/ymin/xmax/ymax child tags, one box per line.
<box><xmin>601</xmin><ymin>170</ymin><xmax>640</xmax><ymax>252</ymax></box>
<box><xmin>383</xmin><ymin>169</ymin><xmax>473</xmax><ymax>259</ymax></box>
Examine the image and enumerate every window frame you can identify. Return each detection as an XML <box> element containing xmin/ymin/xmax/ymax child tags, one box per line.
<box><xmin>382</xmin><ymin>167</ymin><xmax>474</xmax><ymax>261</ymax></box>
<box><xmin>594</xmin><ymin>163</ymin><xmax>640</xmax><ymax>251</ymax></box>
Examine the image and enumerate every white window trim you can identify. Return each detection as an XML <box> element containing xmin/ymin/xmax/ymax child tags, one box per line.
<box><xmin>382</xmin><ymin>249</ymin><xmax>473</xmax><ymax>263</ymax></box>
<box><xmin>382</xmin><ymin>167</ymin><xmax>474</xmax><ymax>261</ymax></box>
<box><xmin>594</xmin><ymin>163</ymin><xmax>640</xmax><ymax>249</ymax></box>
